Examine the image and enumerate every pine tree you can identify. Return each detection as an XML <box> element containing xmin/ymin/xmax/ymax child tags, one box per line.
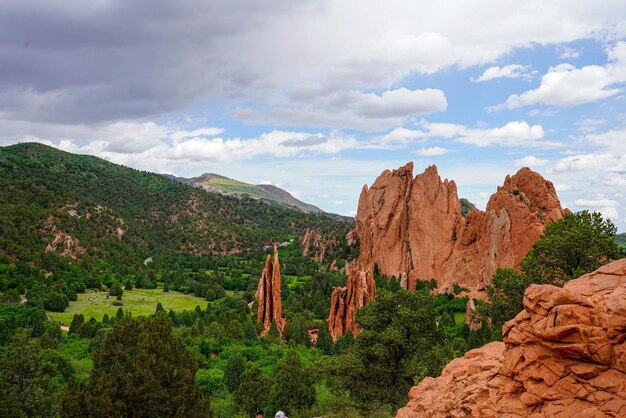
<box><xmin>267</xmin><ymin>350</ymin><xmax>315</xmax><ymax>415</ymax></box>
<box><xmin>69</xmin><ymin>313</ymin><xmax>85</xmax><ymax>335</ymax></box>
<box><xmin>316</xmin><ymin>324</ymin><xmax>333</xmax><ymax>355</ymax></box>
<box><xmin>224</xmin><ymin>353</ymin><xmax>245</xmax><ymax>392</ymax></box>
<box><xmin>155</xmin><ymin>302</ymin><xmax>165</xmax><ymax>315</ymax></box>
<box><xmin>82</xmin><ymin>312</ymin><xmax>210</xmax><ymax>417</ymax></box>
<box><xmin>234</xmin><ymin>363</ymin><xmax>270</xmax><ymax>416</ymax></box>
<box><xmin>226</xmin><ymin>319</ymin><xmax>244</xmax><ymax>340</ymax></box>
<box><xmin>244</xmin><ymin>320</ymin><xmax>258</xmax><ymax>340</ymax></box>
<box><xmin>292</xmin><ymin>315</ymin><xmax>311</xmax><ymax>347</ymax></box>
<box><xmin>264</xmin><ymin>320</ymin><xmax>281</xmax><ymax>345</ymax></box>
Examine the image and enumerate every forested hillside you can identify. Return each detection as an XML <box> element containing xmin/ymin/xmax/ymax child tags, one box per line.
<box><xmin>0</xmin><ymin>143</ymin><xmax>352</xmax><ymax>270</ymax></box>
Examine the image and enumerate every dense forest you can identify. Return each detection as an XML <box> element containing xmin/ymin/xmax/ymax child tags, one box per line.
<box><xmin>0</xmin><ymin>143</ymin><xmax>352</xmax><ymax>266</ymax></box>
<box><xmin>0</xmin><ymin>143</ymin><xmax>624</xmax><ymax>417</ymax></box>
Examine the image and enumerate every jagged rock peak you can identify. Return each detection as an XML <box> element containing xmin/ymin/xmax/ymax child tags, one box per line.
<box><xmin>328</xmin><ymin>163</ymin><xmax>565</xmax><ymax>339</ymax></box>
<box><xmin>256</xmin><ymin>244</ymin><xmax>285</xmax><ymax>335</ymax></box>
<box><xmin>396</xmin><ymin>259</ymin><xmax>626</xmax><ymax>418</ymax></box>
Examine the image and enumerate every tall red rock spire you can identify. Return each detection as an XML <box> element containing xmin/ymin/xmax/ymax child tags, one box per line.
<box><xmin>256</xmin><ymin>244</ymin><xmax>285</xmax><ymax>335</ymax></box>
<box><xmin>328</xmin><ymin>163</ymin><xmax>565</xmax><ymax>340</ymax></box>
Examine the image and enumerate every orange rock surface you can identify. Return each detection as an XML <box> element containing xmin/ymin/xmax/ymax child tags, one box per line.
<box><xmin>256</xmin><ymin>244</ymin><xmax>285</xmax><ymax>335</ymax></box>
<box><xmin>300</xmin><ymin>228</ymin><xmax>328</xmax><ymax>262</ymax></box>
<box><xmin>396</xmin><ymin>259</ymin><xmax>626</xmax><ymax>418</ymax></box>
<box><xmin>328</xmin><ymin>163</ymin><xmax>564</xmax><ymax>339</ymax></box>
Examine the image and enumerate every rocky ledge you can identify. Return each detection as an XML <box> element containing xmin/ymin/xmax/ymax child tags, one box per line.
<box><xmin>396</xmin><ymin>259</ymin><xmax>626</xmax><ymax>418</ymax></box>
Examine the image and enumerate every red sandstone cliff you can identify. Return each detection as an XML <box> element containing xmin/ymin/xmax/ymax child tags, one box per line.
<box><xmin>256</xmin><ymin>244</ymin><xmax>285</xmax><ymax>335</ymax></box>
<box><xmin>396</xmin><ymin>259</ymin><xmax>626</xmax><ymax>418</ymax></box>
<box><xmin>328</xmin><ymin>163</ymin><xmax>564</xmax><ymax>339</ymax></box>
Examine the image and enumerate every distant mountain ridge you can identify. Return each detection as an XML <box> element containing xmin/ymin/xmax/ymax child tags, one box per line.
<box><xmin>165</xmin><ymin>172</ymin><xmax>324</xmax><ymax>213</ymax></box>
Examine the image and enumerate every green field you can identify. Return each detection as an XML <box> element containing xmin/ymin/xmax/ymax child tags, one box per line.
<box><xmin>47</xmin><ymin>287</ymin><xmax>208</xmax><ymax>324</ymax></box>
<box><xmin>454</xmin><ymin>311</ymin><xmax>466</xmax><ymax>325</ymax></box>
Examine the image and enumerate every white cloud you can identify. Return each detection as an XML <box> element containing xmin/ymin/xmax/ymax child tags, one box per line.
<box><xmin>236</xmin><ymin>87</ymin><xmax>447</xmax><ymax>132</ymax></box>
<box><xmin>170</xmin><ymin>128</ymin><xmax>224</xmax><ymax>141</ymax></box>
<box><xmin>496</xmin><ymin>42</ymin><xmax>626</xmax><ymax>109</ymax></box>
<box><xmin>554</xmin><ymin>183</ymin><xmax>575</xmax><ymax>192</ymax></box>
<box><xmin>603</xmin><ymin>176</ymin><xmax>626</xmax><ymax>187</ymax></box>
<box><xmin>586</xmin><ymin>127</ymin><xmax>626</xmax><ymax>153</ymax></box>
<box><xmin>380</xmin><ymin>119</ymin><xmax>559</xmax><ymax>148</ymax></box>
<box><xmin>514</xmin><ymin>155</ymin><xmax>549</xmax><ymax>167</ymax></box>
<box><xmin>573</xmin><ymin>195</ymin><xmax>618</xmax><ymax>207</ymax></box>
<box><xmin>600</xmin><ymin>206</ymin><xmax>619</xmax><ymax>220</ymax></box>
<box><xmin>413</xmin><ymin>146</ymin><xmax>454</xmax><ymax>156</ymax></box>
<box><xmin>434</xmin><ymin>120</ymin><xmax>549</xmax><ymax>147</ymax></box>
<box><xmin>571</xmin><ymin>194</ymin><xmax>621</xmax><ymax>219</ymax></box>
<box><xmin>576</xmin><ymin>118</ymin><xmax>606</xmax><ymax>133</ymax></box>
<box><xmin>560</xmin><ymin>47</ymin><xmax>581</xmax><ymax>59</ymax></box>
<box><xmin>554</xmin><ymin>153</ymin><xmax>619</xmax><ymax>172</ymax></box>
<box><xmin>471</xmin><ymin>64</ymin><xmax>533</xmax><ymax>82</ymax></box>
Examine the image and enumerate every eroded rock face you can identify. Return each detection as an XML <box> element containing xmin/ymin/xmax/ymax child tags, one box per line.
<box><xmin>256</xmin><ymin>244</ymin><xmax>285</xmax><ymax>335</ymax></box>
<box><xmin>300</xmin><ymin>228</ymin><xmax>328</xmax><ymax>263</ymax></box>
<box><xmin>396</xmin><ymin>259</ymin><xmax>626</xmax><ymax>418</ymax></box>
<box><xmin>328</xmin><ymin>163</ymin><xmax>564</xmax><ymax>339</ymax></box>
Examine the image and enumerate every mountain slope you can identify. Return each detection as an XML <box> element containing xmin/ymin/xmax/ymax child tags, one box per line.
<box><xmin>0</xmin><ymin>143</ymin><xmax>352</xmax><ymax>268</ymax></box>
<box><xmin>174</xmin><ymin>172</ymin><xmax>323</xmax><ymax>213</ymax></box>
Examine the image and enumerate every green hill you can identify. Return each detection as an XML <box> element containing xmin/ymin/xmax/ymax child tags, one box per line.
<box><xmin>172</xmin><ymin>172</ymin><xmax>323</xmax><ymax>213</ymax></box>
<box><xmin>0</xmin><ymin>143</ymin><xmax>352</xmax><ymax>269</ymax></box>
<box><xmin>616</xmin><ymin>233</ymin><xmax>626</xmax><ymax>250</ymax></box>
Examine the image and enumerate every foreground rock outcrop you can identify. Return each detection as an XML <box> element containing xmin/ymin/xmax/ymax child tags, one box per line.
<box><xmin>329</xmin><ymin>163</ymin><xmax>564</xmax><ymax>339</ymax></box>
<box><xmin>256</xmin><ymin>244</ymin><xmax>285</xmax><ymax>335</ymax></box>
<box><xmin>396</xmin><ymin>259</ymin><xmax>626</xmax><ymax>418</ymax></box>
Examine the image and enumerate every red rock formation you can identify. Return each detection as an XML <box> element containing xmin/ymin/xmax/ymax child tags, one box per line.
<box><xmin>328</xmin><ymin>163</ymin><xmax>564</xmax><ymax>339</ymax></box>
<box><xmin>396</xmin><ymin>259</ymin><xmax>626</xmax><ymax>418</ymax></box>
<box><xmin>328</xmin><ymin>265</ymin><xmax>375</xmax><ymax>338</ymax></box>
<box><xmin>300</xmin><ymin>228</ymin><xmax>335</xmax><ymax>263</ymax></box>
<box><xmin>465</xmin><ymin>298</ymin><xmax>483</xmax><ymax>331</ymax></box>
<box><xmin>256</xmin><ymin>244</ymin><xmax>285</xmax><ymax>335</ymax></box>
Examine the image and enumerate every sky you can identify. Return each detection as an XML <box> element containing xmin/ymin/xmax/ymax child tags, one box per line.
<box><xmin>1</xmin><ymin>1</ymin><xmax>626</xmax><ymax>231</ymax></box>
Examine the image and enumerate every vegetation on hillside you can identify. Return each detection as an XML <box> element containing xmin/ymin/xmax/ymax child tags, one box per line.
<box><xmin>0</xmin><ymin>143</ymin><xmax>351</xmax><ymax>268</ymax></box>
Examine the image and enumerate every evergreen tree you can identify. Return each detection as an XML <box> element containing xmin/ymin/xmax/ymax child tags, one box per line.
<box><xmin>267</xmin><ymin>350</ymin><xmax>315</xmax><ymax>415</ymax></box>
<box><xmin>292</xmin><ymin>315</ymin><xmax>311</xmax><ymax>347</ymax></box>
<box><xmin>264</xmin><ymin>320</ymin><xmax>281</xmax><ymax>345</ymax></box>
<box><xmin>226</xmin><ymin>319</ymin><xmax>244</xmax><ymax>340</ymax></box>
<box><xmin>0</xmin><ymin>329</ymin><xmax>73</xmax><ymax>418</ymax></box>
<box><xmin>224</xmin><ymin>353</ymin><xmax>245</xmax><ymax>392</ymax></box>
<box><xmin>244</xmin><ymin>320</ymin><xmax>258</xmax><ymax>340</ymax></box>
<box><xmin>69</xmin><ymin>313</ymin><xmax>85</xmax><ymax>335</ymax></box>
<box><xmin>191</xmin><ymin>318</ymin><xmax>205</xmax><ymax>337</ymax></box>
<box><xmin>333</xmin><ymin>290</ymin><xmax>455</xmax><ymax>411</ymax></box>
<box><xmin>155</xmin><ymin>302</ymin><xmax>165</xmax><ymax>315</ymax></box>
<box><xmin>77</xmin><ymin>312</ymin><xmax>210</xmax><ymax>417</ymax></box>
<box><xmin>207</xmin><ymin>322</ymin><xmax>224</xmax><ymax>339</ymax></box>
<box><xmin>316</xmin><ymin>324</ymin><xmax>333</xmax><ymax>355</ymax></box>
<box><xmin>234</xmin><ymin>363</ymin><xmax>270</xmax><ymax>416</ymax></box>
<box><xmin>168</xmin><ymin>309</ymin><xmax>178</xmax><ymax>326</ymax></box>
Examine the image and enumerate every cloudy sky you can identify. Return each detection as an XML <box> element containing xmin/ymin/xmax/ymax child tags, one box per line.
<box><xmin>2</xmin><ymin>1</ymin><xmax>626</xmax><ymax>230</ymax></box>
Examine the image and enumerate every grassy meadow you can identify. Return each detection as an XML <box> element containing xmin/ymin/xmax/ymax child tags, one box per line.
<box><xmin>47</xmin><ymin>287</ymin><xmax>208</xmax><ymax>324</ymax></box>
